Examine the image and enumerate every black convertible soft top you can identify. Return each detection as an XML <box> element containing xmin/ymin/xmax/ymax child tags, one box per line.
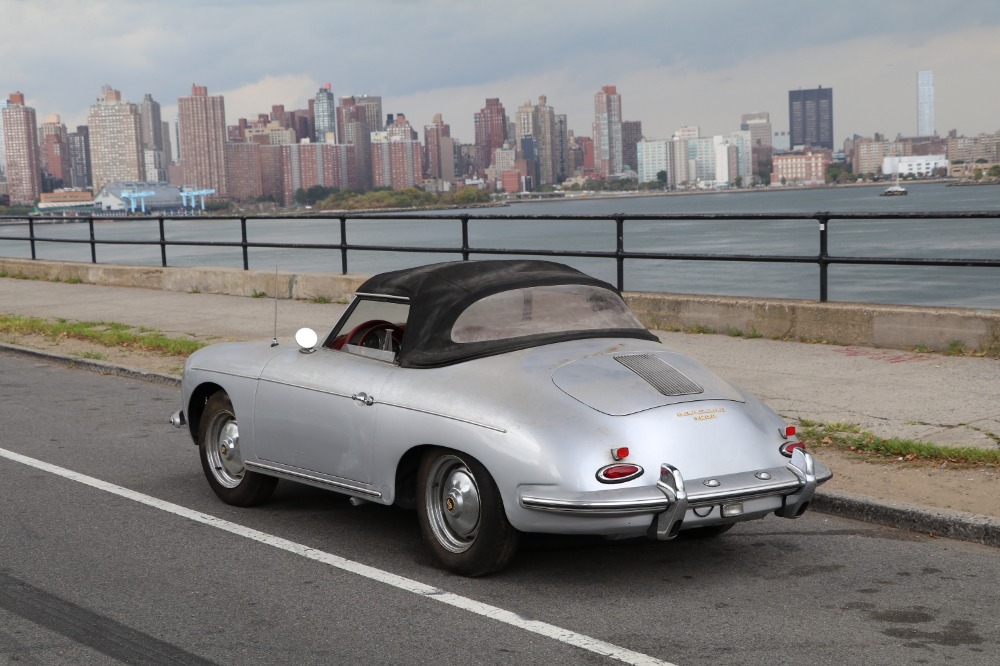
<box><xmin>353</xmin><ymin>260</ymin><xmax>658</xmax><ymax>368</ymax></box>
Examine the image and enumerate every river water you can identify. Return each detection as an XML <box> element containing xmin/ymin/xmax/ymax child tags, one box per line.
<box><xmin>2</xmin><ymin>182</ymin><xmax>999</xmax><ymax>308</ymax></box>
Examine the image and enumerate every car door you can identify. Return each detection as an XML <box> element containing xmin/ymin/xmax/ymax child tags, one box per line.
<box><xmin>252</xmin><ymin>347</ymin><xmax>394</xmax><ymax>485</ymax></box>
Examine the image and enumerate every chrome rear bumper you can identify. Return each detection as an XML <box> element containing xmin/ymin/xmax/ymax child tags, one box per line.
<box><xmin>519</xmin><ymin>450</ymin><xmax>830</xmax><ymax>539</ymax></box>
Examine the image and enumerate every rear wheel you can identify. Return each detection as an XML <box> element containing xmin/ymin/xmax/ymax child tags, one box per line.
<box><xmin>198</xmin><ymin>391</ymin><xmax>277</xmax><ymax>506</ymax></box>
<box><xmin>417</xmin><ymin>449</ymin><xmax>519</xmax><ymax>576</ymax></box>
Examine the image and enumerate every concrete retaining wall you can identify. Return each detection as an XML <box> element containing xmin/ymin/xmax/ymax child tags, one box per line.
<box><xmin>3</xmin><ymin>257</ymin><xmax>999</xmax><ymax>355</ymax></box>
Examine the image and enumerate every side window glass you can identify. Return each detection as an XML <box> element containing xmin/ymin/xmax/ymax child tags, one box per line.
<box><xmin>327</xmin><ymin>299</ymin><xmax>409</xmax><ymax>362</ymax></box>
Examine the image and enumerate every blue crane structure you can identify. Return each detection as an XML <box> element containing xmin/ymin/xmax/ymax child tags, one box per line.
<box><xmin>181</xmin><ymin>188</ymin><xmax>216</xmax><ymax>211</ymax></box>
<box><xmin>120</xmin><ymin>190</ymin><xmax>156</xmax><ymax>213</ymax></box>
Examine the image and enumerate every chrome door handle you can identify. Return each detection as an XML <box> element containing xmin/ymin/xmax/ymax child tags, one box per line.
<box><xmin>352</xmin><ymin>392</ymin><xmax>374</xmax><ymax>406</ymax></box>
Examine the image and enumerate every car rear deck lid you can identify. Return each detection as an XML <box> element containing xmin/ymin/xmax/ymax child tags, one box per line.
<box><xmin>614</xmin><ymin>353</ymin><xmax>704</xmax><ymax>397</ymax></box>
<box><xmin>551</xmin><ymin>349</ymin><xmax>743</xmax><ymax>416</ymax></box>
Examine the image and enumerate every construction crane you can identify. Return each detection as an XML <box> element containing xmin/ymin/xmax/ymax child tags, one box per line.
<box><xmin>181</xmin><ymin>188</ymin><xmax>216</xmax><ymax>211</ymax></box>
<box><xmin>120</xmin><ymin>190</ymin><xmax>156</xmax><ymax>213</ymax></box>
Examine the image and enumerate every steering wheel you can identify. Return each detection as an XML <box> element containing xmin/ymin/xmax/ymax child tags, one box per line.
<box><xmin>358</xmin><ymin>322</ymin><xmax>403</xmax><ymax>352</ymax></box>
<box><xmin>339</xmin><ymin>319</ymin><xmax>402</xmax><ymax>353</ymax></box>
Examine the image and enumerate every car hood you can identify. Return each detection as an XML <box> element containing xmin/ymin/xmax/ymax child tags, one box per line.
<box><xmin>551</xmin><ymin>349</ymin><xmax>745</xmax><ymax>416</ymax></box>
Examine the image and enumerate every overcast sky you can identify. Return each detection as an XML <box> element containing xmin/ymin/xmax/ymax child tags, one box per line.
<box><xmin>4</xmin><ymin>0</ymin><xmax>1000</xmax><ymax>150</ymax></box>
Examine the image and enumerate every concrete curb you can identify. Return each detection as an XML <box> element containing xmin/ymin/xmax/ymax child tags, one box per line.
<box><xmin>812</xmin><ymin>488</ymin><xmax>1000</xmax><ymax>547</ymax></box>
<box><xmin>0</xmin><ymin>342</ymin><xmax>181</xmax><ymax>387</ymax></box>
<box><xmin>2</xmin><ymin>341</ymin><xmax>996</xmax><ymax>550</ymax></box>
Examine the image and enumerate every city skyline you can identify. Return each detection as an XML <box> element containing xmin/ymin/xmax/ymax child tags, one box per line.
<box><xmin>3</xmin><ymin>1</ymin><xmax>1000</xmax><ymax>149</ymax></box>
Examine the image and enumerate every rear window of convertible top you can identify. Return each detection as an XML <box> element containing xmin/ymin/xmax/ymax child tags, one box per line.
<box><xmin>451</xmin><ymin>284</ymin><xmax>645</xmax><ymax>343</ymax></box>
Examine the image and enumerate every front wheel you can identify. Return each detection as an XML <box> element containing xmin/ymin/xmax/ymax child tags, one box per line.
<box><xmin>198</xmin><ymin>391</ymin><xmax>277</xmax><ymax>506</ymax></box>
<box><xmin>417</xmin><ymin>449</ymin><xmax>519</xmax><ymax>576</ymax></box>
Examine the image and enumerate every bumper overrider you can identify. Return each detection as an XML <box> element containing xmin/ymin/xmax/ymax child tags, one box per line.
<box><xmin>518</xmin><ymin>449</ymin><xmax>831</xmax><ymax>540</ymax></box>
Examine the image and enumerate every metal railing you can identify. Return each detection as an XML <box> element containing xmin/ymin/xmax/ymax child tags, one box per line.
<box><xmin>2</xmin><ymin>211</ymin><xmax>999</xmax><ymax>302</ymax></box>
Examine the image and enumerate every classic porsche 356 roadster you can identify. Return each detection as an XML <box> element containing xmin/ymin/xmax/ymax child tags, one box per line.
<box><xmin>170</xmin><ymin>260</ymin><xmax>831</xmax><ymax>576</ymax></box>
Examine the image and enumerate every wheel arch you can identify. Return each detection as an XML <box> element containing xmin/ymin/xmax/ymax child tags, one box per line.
<box><xmin>393</xmin><ymin>444</ymin><xmax>436</xmax><ymax>510</ymax></box>
<box><xmin>393</xmin><ymin>443</ymin><xmax>521</xmax><ymax>522</ymax></box>
<box><xmin>186</xmin><ymin>382</ymin><xmax>227</xmax><ymax>445</ymax></box>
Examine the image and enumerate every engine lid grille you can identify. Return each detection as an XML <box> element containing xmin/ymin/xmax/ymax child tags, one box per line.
<box><xmin>614</xmin><ymin>353</ymin><xmax>704</xmax><ymax>397</ymax></box>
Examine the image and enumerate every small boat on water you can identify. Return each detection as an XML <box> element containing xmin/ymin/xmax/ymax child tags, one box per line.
<box><xmin>881</xmin><ymin>174</ymin><xmax>907</xmax><ymax>196</ymax></box>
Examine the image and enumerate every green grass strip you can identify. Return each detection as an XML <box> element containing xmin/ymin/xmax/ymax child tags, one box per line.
<box><xmin>797</xmin><ymin>418</ymin><xmax>1000</xmax><ymax>467</ymax></box>
<box><xmin>0</xmin><ymin>314</ymin><xmax>204</xmax><ymax>356</ymax></box>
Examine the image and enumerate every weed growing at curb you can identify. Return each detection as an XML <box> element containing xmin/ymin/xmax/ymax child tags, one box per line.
<box><xmin>308</xmin><ymin>294</ymin><xmax>333</xmax><ymax>304</ymax></box>
<box><xmin>796</xmin><ymin>418</ymin><xmax>1000</xmax><ymax>467</ymax></box>
<box><xmin>0</xmin><ymin>314</ymin><xmax>205</xmax><ymax>356</ymax></box>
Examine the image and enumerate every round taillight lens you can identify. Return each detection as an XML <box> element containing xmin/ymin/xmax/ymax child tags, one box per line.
<box><xmin>780</xmin><ymin>441</ymin><xmax>806</xmax><ymax>457</ymax></box>
<box><xmin>596</xmin><ymin>463</ymin><xmax>644</xmax><ymax>484</ymax></box>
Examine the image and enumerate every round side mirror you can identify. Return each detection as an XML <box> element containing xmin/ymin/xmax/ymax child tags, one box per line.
<box><xmin>295</xmin><ymin>327</ymin><xmax>318</xmax><ymax>353</ymax></box>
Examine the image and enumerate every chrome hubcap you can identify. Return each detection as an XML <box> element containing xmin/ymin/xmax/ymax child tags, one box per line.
<box><xmin>206</xmin><ymin>413</ymin><xmax>244</xmax><ymax>488</ymax></box>
<box><xmin>426</xmin><ymin>455</ymin><xmax>481</xmax><ymax>553</ymax></box>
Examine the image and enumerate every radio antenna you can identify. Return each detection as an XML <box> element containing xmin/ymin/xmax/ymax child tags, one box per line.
<box><xmin>270</xmin><ymin>265</ymin><xmax>279</xmax><ymax>347</ymax></box>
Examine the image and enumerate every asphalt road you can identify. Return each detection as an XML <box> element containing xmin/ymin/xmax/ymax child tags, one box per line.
<box><xmin>1</xmin><ymin>354</ymin><xmax>998</xmax><ymax>666</ymax></box>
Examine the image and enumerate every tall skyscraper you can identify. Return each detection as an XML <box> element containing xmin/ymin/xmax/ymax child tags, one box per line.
<box><xmin>139</xmin><ymin>93</ymin><xmax>164</xmax><ymax>152</ymax></box>
<box><xmin>788</xmin><ymin>86</ymin><xmax>833</xmax><ymax>150</ymax></box>
<box><xmin>740</xmin><ymin>111</ymin><xmax>773</xmax><ymax>184</ymax></box>
<box><xmin>554</xmin><ymin>114</ymin><xmax>569</xmax><ymax>182</ymax></box>
<box><xmin>474</xmin><ymin>98</ymin><xmax>508</xmax><ymax>172</ymax></box>
<box><xmin>337</xmin><ymin>96</ymin><xmax>375</xmax><ymax>191</ymax></box>
<box><xmin>139</xmin><ymin>94</ymin><xmax>166</xmax><ymax>181</ymax></box>
<box><xmin>354</xmin><ymin>96</ymin><xmax>384</xmax><ymax>133</ymax></box>
<box><xmin>314</xmin><ymin>84</ymin><xmax>337</xmax><ymax>143</ymax></box>
<box><xmin>39</xmin><ymin>114</ymin><xmax>70</xmax><ymax>188</ymax></box>
<box><xmin>621</xmin><ymin>120</ymin><xmax>643</xmax><ymax>173</ymax></box>
<box><xmin>515</xmin><ymin>100</ymin><xmax>540</xmax><ymax>187</ymax></box>
<box><xmin>1</xmin><ymin>92</ymin><xmax>42</xmax><ymax>205</ymax></box>
<box><xmin>178</xmin><ymin>84</ymin><xmax>228</xmax><ymax>196</ymax></box>
<box><xmin>423</xmin><ymin>113</ymin><xmax>455</xmax><ymax>181</ymax></box>
<box><xmin>88</xmin><ymin>86</ymin><xmax>144</xmax><ymax>193</ymax></box>
<box><xmin>67</xmin><ymin>125</ymin><xmax>92</xmax><ymax>189</ymax></box>
<box><xmin>593</xmin><ymin>85</ymin><xmax>623</xmax><ymax>179</ymax></box>
<box><xmin>917</xmin><ymin>70</ymin><xmax>935</xmax><ymax>137</ymax></box>
<box><xmin>514</xmin><ymin>96</ymin><xmax>559</xmax><ymax>187</ymax></box>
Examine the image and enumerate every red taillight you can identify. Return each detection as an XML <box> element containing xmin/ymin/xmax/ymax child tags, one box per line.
<box><xmin>596</xmin><ymin>463</ymin><xmax>644</xmax><ymax>484</ymax></box>
<box><xmin>611</xmin><ymin>446</ymin><xmax>630</xmax><ymax>461</ymax></box>
<box><xmin>780</xmin><ymin>441</ymin><xmax>805</xmax><ymax>457</ymax></box>
<box><xmin>781</xmin><ymin>425</ymin><xmax>796</xmax><ymax>438</ymax></box>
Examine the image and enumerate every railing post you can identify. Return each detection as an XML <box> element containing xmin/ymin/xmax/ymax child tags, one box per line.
<box><xmin>28</xmin><ymin>217</ymin><xmax>36</xmax><ymax>260</ymax></box>
<box><xmin>339</xmin><ymin>217</ymin><xmax>348</xmax><ymax>274</ymax></box>
<box><xmin>615</xmin><ymin>217</ymin><xmax>625</xmax><ymax>292</ymax></box>
<box><xmin>818</xmin><ymin>214</ymin><xmax>830</xmax><ymax>302</ymax></box>
<box><xmin>88</xmin><ymin>217</ymin><xmax>97</xmax><ymax>264</ymax></box>
<box><xmin>158</xmin><ymin>217</ymin><xmax>167</xmax><ymax>267</ymax></box>
<box><xmin>240</xmin><ymin>217</ymin><xmax>249</xmax><ymax>270</ymax></box>
<box><xmin>461</xmin><ymin>216</ymin><xmax>470</xmax><ymax>261</ymax></box>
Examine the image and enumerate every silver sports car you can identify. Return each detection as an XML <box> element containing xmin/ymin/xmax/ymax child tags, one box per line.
<box><xmin>170</xmin><ymin>260</ymin><xmax>831</xmax><ymax>576</ymax></box>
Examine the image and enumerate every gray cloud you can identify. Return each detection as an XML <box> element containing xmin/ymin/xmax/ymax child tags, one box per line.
<box><xmin>2</xmin><ymin>0</ymin><xmax>999</xmax><ymax>150</ymax></box>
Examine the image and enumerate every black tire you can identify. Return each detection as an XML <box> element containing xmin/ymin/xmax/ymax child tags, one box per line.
<box><xmin>681</xmin><ymin>523</ymin><xmax>735</xmax><ymax>539</ymax></box>
<box><xmin>416</xmin><ymin>449</ymin><xmax>519</xmax><ymax>577</ymax></box>
<box><xmin>197</xmin><ymin>391</ymin><xmax>277</xmax><ymax>507</ymax></box>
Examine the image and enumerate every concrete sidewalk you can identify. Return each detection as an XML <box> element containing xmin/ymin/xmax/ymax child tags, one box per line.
<box><xmin>2</xmin><ymin>277</ymin><xmax>999</xmax><ymax>546</ymax></box>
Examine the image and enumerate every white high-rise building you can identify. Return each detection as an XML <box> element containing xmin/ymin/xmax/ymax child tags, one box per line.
<box><xmin>88</xmin><ymin>86</ymin><xmax>144</xmax><ymax>193</ymax></box>
<box><xmin>636</xmin><ymin>138</ymin><xmax>673</xmax><ymax>186</ymax></box>
<box><xmin>917</xmin><ymin>70</ymin><xmax>935</xmax><ymax>137</ymax></box>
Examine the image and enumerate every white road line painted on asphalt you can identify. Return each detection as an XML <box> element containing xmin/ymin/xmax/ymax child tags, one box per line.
<box><xmin>0</xmin><ymin>447</ymin><xmax>676</xmax><ymax>666</ymax></box>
